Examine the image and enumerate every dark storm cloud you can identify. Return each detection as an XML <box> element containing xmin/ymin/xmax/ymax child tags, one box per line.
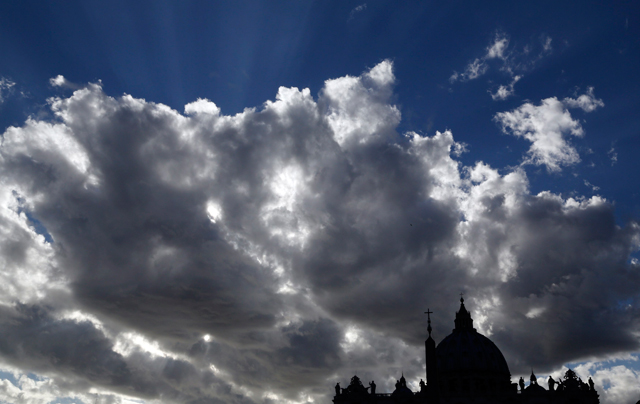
<box><xmin>0</xmin><ymin>304</ymin><xmax>133</xmax><ymax>389</ymax></box>
<box><xmin>0</xmin><ymin>303</ymin><xmax>259</xmax><ymax>404</ymax></box>
<box><xmin>1</xmin><ymin>86</ymin><xmax>283</xmax><ymax>343</ymax></box>
<box><xmin>185</xmin><ymin>318</ymin><xmax>343</xmax><ymax>399</ymax></box>
<box><xmin>0</xmin><ymin>61</ymin><xmax>638</xmax><ymax>403</ymax></box>
<box><xmin>488</xmin><ymin>195</ymin><xmax>640</xmax><ymax>370</ymax></box>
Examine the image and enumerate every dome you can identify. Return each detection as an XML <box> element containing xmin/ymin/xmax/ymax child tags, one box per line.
<box><xmin>436</xmin><ymin>327</ymin><xmax>510</xmax><ymax>375</ymax></box>
<box><xmin>434</xmin><ymin>298</ymin><xmax>512</xmax><ymax>396</ymax></box>
<box><xmin>436</xmin><ymin>297</ymin><xmax>510</xmax><ymax>376</ymax></box>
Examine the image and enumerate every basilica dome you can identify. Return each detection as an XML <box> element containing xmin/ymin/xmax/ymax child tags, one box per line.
<box><xmin>435</xmin><ymin>298</ymin><xmax>512</xmax><ymax>395</ymax></box>
<box><xmin>436</xmin><ymin>326</ymin><xmax>509</xmax><ymax>375</ymax></box>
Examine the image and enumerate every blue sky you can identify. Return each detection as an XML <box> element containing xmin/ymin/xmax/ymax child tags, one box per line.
<box><xmin>2</xmin><ymin>1</ymin><xmax>639</xmax><ymax>220</ymax></box>
<box><xmin>0</xmin><ymin>1</ymin><xmax>639</xmax><ymax>403</ymax></box>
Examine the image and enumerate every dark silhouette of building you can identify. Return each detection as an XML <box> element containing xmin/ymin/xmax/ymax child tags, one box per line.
<box><xmin>333</xmin><ymin>297</ymin><xmax>600</xmax><ymax>403</ymax></box>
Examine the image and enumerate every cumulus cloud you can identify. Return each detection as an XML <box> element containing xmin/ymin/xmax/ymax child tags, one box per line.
<box><xmin>572</xmin><ymin>359</ymin><xmax>640</xmax><ymax>404</ymax></box>
<box><xmin>49</xmin><ymin>75</ymin><xmax>81</xmax><ymax>90</ymax></box>
<box><xmin>563</xmin><ymin>87</ymin><xmax>605</xmax><ymax>112</ymax></box>
<box><xmin>0</xmin><ymin>62</ymin><xmax>638</xmax><ymax>403</ymax></box>
<box><xmin>494</xmin><ymin>89</ymin><xmax>603</xmax><ymax>171</ymax></box>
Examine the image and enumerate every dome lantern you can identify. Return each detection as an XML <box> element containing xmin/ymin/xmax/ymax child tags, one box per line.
<box><xmin>454</xmin><ymin>296</ymin><xmax>475</xmax><ymax>332</ymax></box>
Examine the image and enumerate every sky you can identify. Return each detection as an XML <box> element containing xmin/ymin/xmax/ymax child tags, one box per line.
<box><xmin>0</xmin><ymin>1</ymin><xmax>639</xmax><ymax>403</ymax></box>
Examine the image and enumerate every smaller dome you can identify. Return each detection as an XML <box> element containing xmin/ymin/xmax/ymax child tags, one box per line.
<box><xmin>391</xmin><ymin>385</ymin><xmax>414</xmax><ymax>400</ymax></box>
<box><xmin>391</xmin><ymin>374</ymin><xmax>414</xmax><ymax>399</ymax></box>
<box><xmin>525</xmin><ymin>383</ymin><xmax>546</xmax><ymax>395</ymax></box>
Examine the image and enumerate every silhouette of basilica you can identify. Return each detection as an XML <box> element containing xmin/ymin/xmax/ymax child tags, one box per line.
<box><xmin>333</xmin><ymin>297</ymin><xmax>600</xmax><ymax>404</ymax></box>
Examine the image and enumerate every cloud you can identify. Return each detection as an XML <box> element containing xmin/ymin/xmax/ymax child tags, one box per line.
<box><xmin>517</xmin><ymin>357</ymin><xmax>640</xmax><ymax>404</ymax></box>
<box><xmin>584</xmin><ymin>180</ymin><xmax>600</xmax><ymax>192</ymax></box>
<box><xmin>563</xmin><ymin>87</ymin><xmax>605</xmax><ymax>112</ymax></box>
<box><xmin>324</xmin><ymin>60</ymin><xmax>399</xmax><ymax>147</ymax></box>
<box><xmin>0</xmin><ymin>77</ymin><xmax>16</xmax><ymax>104</ymax></box>
<box><xmin>486</xmin><ymin>34</ymin><xmax>510</xmax><ymax>60</ymax></box>
<box><xmin>449</xmin><ymin>58</ymin><xmax>488</xmax><ymax>83</ymax></box>
<box><xmin>0</xmin><ymin>62</ymin><xmax>638</xmax><ymax>403</ymax></box>
<box><xmin>589</xmin><ymin>364</ymin><xmax>640</xmax><ymax>404</ymax></box>
<box><xmin>348</xmin><ymin>3</ymin><xmax>367</xmax><ymax>21</ymax></box>
<box><xmin>490</xmin><ymin>75</ymin><xmax>521</xmax><ymax>101</ymax></box>
<box><xmin>608</xmin><ymin>147</ymin><xmax>618</xmax><ymax>166</ymax></box>
<box><xmin>494</xmin><ymin>89</ymin><xmax>603</xmax><ymax>171</ymax></box>
<box><xmin>542</xmin><ymin>35</ymin><xmax>553</xmax><ymax>53</ymax></box>
<box><xmin>450</xmin><ymin>33</ymin><xmax>509</xmax><ymax>83</ymax></box>
<box><xmin>0</xmin><ymin>303</ymin><xmax>262</xmax><ymax>404</ymax></box>
<box><xmin>451</xmin><ymin>33</ymin><xmax>554</xmax><ymax>101</ymax></box>
<box><xmin>49</xmin><ymin>75</ymin><xmax>81</xmax><ymax>90</ymax></box>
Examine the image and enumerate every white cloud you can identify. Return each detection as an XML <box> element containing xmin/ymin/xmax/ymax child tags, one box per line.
<box><xmin>450</xmin><ymin>33</ymin><xmax>508</xmax><ymax>83</ymax></box>
<box><xmin>608</xmin><ymin>147</ymin><xmax>618</xmax><ymax>165</ymax></box>
<box><xmin>184</xmin><ymin>98</ymin><xmax>221</xmax><ymax>115</ymax></box>
<box><xmin>490</xmin><ymin>75</ymin><xmax>521</xmax><ymax>100</ymax></box>
<box><xmin>563</xmin><ymin>87</ymin><xmax>604</xmax><ymax>112</ymax></box>
<box><xmin>584</xmin><ymin>180</ymin><xmax>600</xmax><ymax>192</ymax></box>
<box><xmin>0</xmin><ymin>77</ymin><xmax>15</xmax><ymax>104</ymax></box>
<box><xmin>49</xmin><ymin>75</ymin><xmax>80</xmax><ymax>90</ymax></box>
<box><xmin>450</xmin><ymin>58</ymin><xmax>488</xmax><ymax>82</ymax></box>
<box><xmin>512</xmin><ymin>358</ymin><xmax>640</xmax><ymax>404</ymax></box>
<box><xmin>542</xmin><ymin>35</ymin><xmax>553</xmax><ymax>53</ymax></box>
<box><xmin>451</xmin><ymin>33</ymin><xmax>554</xmax><ymax>101</ymax></box>
<box><xmin>595</xmin><ymin>365</ymin><xmax>640</xmax><ymax>404</ymax></box>
<box><xmin>572</xmin><ymin>360</ymin><xmax>640</xmax><ymax>404</ymax></box>
<box><xmin>0</xmin><ymin>372</ymin><xmax>63</xmax><ymax>404</ymax></box>
<box><xmin>494</xmin><ymin>88</ymin><xmax>603</xmax><ymax>171</ymax></box>
<box><xmin>348</xmin><ymin>3</ymin><xmax>367</xmax><ymax>21</ymax></box>
<box><xmin>324</xmin><ymin>59</ymin><xmax>399</xmax><ymax>147</ymax></box>
<box><xmin>49</xmin><ymin>75</ymin><xmax>67</xmax><ymax>87</ymax></box>
<box><xmin>486</xmin><ymin>34</ymin><xmax>510</xmax><ymax>60</ymax></box>
<box><xmin>494</xmin><ymin>97</ymin><xmax>583</xmax><ymax>171</ymax></box>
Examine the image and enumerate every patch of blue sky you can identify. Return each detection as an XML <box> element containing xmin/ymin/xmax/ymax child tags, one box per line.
<box><xmin>0</xmin><ymin>370</ymin><xmax>17</xmax><ymax>387</ymax></box>
<box><xmin>567</xmin><ymin>354</ymin><xmax>640</xmax><ymax>373</ymax></box>
<box><xmin>12</xmin><ymin>191</ymin><xmax>52</xmax><ymax>242</ymax></box>
<box><xmin>22</xmin><ymin>210</ymin><xmax>53</xmax><ymax>243</ymax></box>
<box><xmin>47</xmin><ymin>398</ymin><xmax>84</xmax><ymax>404</ymax></box>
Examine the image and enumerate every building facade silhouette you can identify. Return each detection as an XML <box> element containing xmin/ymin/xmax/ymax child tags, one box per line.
<box><xmin>333</xmin><ymin>298</ymin><xmax>600</xmax><ymax>404</ymax></box>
